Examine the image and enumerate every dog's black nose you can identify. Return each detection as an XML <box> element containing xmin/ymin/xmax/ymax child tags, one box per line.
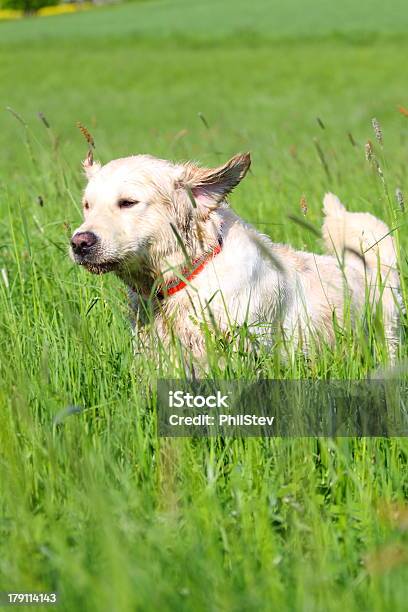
<box><xmin>71</xmin><ymin>231</ymin><xmax>98</xmax><ymax>256</ymax></box>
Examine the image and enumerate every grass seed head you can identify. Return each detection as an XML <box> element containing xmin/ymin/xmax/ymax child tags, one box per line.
<box><xmin>38</xmin><ymin>112</ymin><xmax>50</xmax><ymax>129</ymax></box>
<box><xmin>395</xmin><ymin>187</ymin><xmax>405</xmax><ymax>212</ymax></box>
<box><xmin>316</xmin><ymin>116</ymin><xmax>325</xmax><ymax>130</ymax></box>
<box><xmin>300</xmin><ymin>194</ymin><xmax>308</xmax><ymax>215</ymax></box>
<box><xmin>398</xmin><ymin>105</ymin><xmax>408</xmax><ymax>118</ymax></box>
<box><xmin>77</xmin><ymin>122</ymin><xmax>95</xmax><ymax>149</ymax></box>
<box><xmin>372</xmin><ymin>117</ymin><xmax>383</xmax><ymax>145</ymax></box>
<box><xmin>365</xmin><ymin>140</ymin><xmax>374</xmax><ymax>163</ymax></box>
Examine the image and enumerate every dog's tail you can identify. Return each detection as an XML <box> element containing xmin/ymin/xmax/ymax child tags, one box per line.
<box><xmin>322</xmin><ymin>192</ymin><xmax>397</xmax><ymax>271</ymax></box>
<box><xmin>323</xmin><ymin>192</ymin><xmax>401</xmax><ymax>361</ymax></box>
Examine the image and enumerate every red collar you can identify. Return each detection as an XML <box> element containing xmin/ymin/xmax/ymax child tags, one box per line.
<box><xmin>156</xmin><ymin>232</ymin><xmax>223</xmax><ymax>301</ymax></box>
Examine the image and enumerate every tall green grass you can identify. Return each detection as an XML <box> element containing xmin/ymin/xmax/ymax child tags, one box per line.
<box><xmin>1</xmin><ymin>2</ymin><xmax>408</xmax><ymax>610</ymax></box>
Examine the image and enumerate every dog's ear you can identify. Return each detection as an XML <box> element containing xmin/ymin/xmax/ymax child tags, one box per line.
<box><xmin>182</xmin><ymin>153</ymin><xmax>251</xmax><ymax>209</ymax></box>
<box><xmin>82</xmin><ymin>150</ymin><xmax>101</xmax><ymax>180</ymax></box>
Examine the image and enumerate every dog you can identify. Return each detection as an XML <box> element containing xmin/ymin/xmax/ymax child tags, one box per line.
<box><xmin>70</xmin><ymin>152</ymin><xmax>401</xmax><ymax>360</ymax></box>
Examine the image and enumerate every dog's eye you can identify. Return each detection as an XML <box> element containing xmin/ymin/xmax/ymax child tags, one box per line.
<box><xmin>118</xmin><ymin>199</ymin><xmax>139</xmax><ymax>208</ymax></box>
<box><xmin>84</xmin><ymin>201</ymin><xmax>89</xmax><ymax>210</ymax></box>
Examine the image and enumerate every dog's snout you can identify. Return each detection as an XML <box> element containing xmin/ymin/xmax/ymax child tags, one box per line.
<box><xmin>71</xmin><ymin>231</ymin><xmax>98</xmax><ymax>256</ymax></box>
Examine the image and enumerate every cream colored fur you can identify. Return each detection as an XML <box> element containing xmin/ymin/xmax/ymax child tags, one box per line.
<box><xmin>70</xmin><ymin>153</ymin><xmax>401</xmax><ymax>360</ymax></box>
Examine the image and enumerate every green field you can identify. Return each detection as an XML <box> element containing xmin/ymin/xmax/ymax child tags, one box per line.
<box><xmin>1</xmin><ymin>1</ymin><xmax>408</xmax><ymax>610</ymax></box>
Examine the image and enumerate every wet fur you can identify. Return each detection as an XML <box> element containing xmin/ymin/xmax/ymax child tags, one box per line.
<box><xmin>71</xmin><ymin>154</ymin><xmax>401</xmax><ymax>360</ymax></box>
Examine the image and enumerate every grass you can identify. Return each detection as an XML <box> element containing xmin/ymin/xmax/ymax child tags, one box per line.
<box><xmin>1</xmin><ymin>1</ymin><xmax>408</xmax><ymax>610</ymax></box>
<box><xmin>2</xmin><ymin>0</ymin><xmax>408</xmax><ymax>43</ymax></box>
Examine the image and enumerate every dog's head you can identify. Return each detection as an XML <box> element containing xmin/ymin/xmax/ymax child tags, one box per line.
<box><xmin>70</xmin><ymin>152</ymin><xmax>250</xmax><ymax>276</ymax></box>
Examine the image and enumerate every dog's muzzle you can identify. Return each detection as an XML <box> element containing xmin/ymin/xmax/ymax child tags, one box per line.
<box><xmin>70</xmin><ymin>231</ymin><xmax>119</xmax><ymax>274</ymax></box>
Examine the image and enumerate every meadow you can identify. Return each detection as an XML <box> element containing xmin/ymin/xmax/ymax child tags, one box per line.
<box><xmin>0</xmin><ymin>1</ymin><xmax>408</xmax><ymax>610</ymax></box>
